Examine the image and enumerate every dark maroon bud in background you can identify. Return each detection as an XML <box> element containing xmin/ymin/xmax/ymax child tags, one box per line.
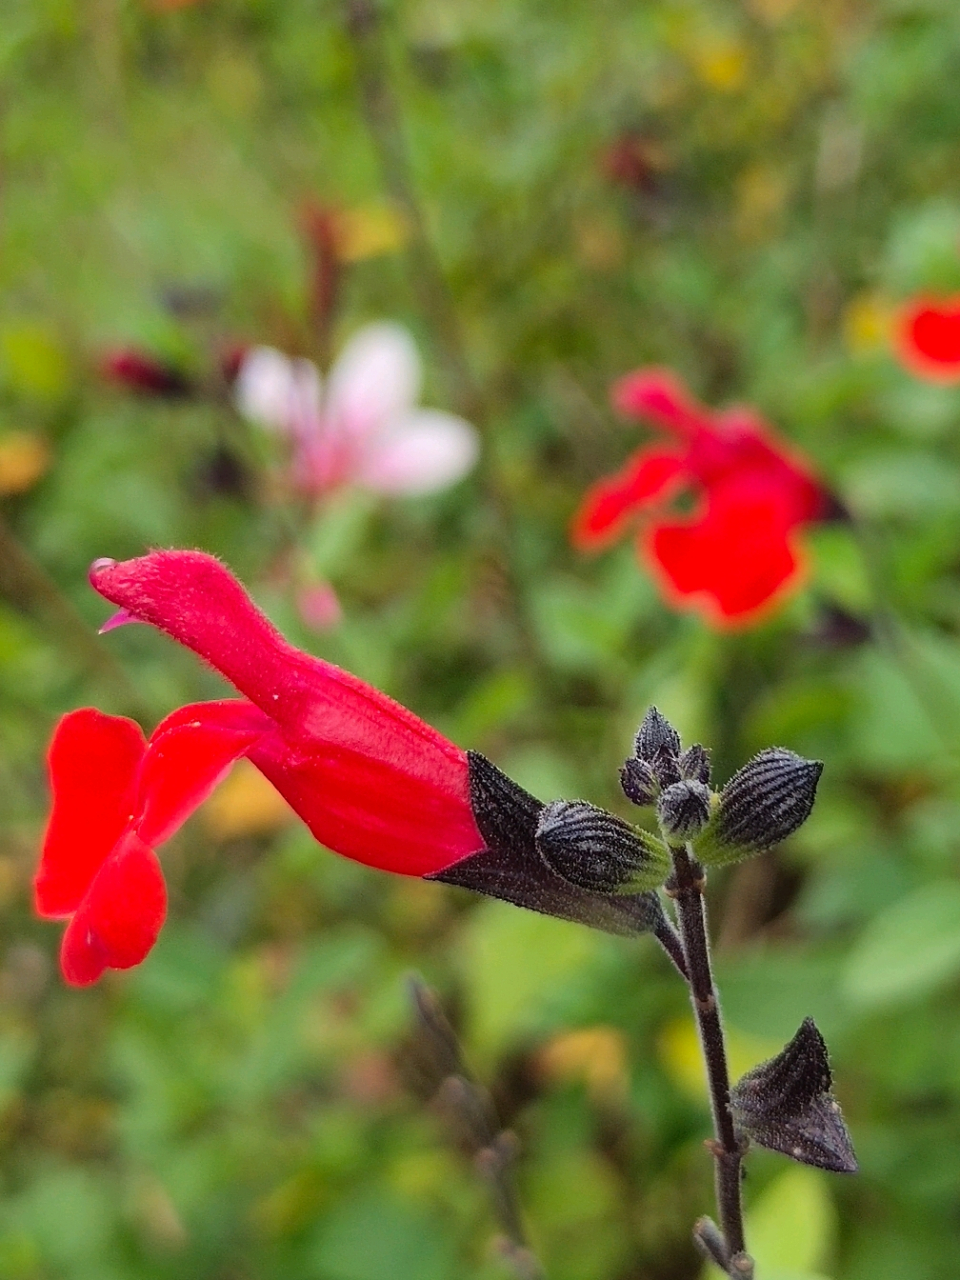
<box><xmin>100</xmin><ymin>349</ymin><xmax>191</xmax><ymax>397</ymax></box>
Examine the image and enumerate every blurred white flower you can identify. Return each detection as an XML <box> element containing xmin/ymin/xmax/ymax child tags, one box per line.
<box><xmin>234</xmin><ymin>322</ymin><xmax>479</xmax><ymax>497</ymax></box>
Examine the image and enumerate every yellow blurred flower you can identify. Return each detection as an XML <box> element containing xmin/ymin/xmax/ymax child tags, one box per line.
<box><xmin>537</xmin><ymin>1025</ymin><xmax>629</xmax><ymax>1103</ymax></box>
<box><xmin>201</xmin><ymin>759</ymin><xmax>294</xmax><ymax>839</ymax></box>
<box><xmin>331</xmin><ymin>205</ymin><xmax>410</xmax><ymax>263</ymax></box>
<box><xmin>0</xmin><ymin>431</ymin><xmax>51</xmax><ymax>496</ymax></box>
<box><xmin>843</xmin><ymin>292</ymin><xmax>894</xmax><ymax>354</ymax></box>
<box><xmin>692</xmin><ymin>36</ymin><xmax>749</xmax><ymax>92</ymax></box>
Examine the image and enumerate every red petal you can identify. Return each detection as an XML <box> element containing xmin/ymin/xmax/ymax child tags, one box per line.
<box><xmin>610</xmin><ymin>368</ymin><xmax>715</xmax><ymax>436</ymax></box>
<box><xmin>136</xmin><ymin>700</ymin><xmax>272</xmax><ymax>846</ymax></box>
<box><xmin>896</xmin><ymin>298</ymin><xmax>960</xmax><ymax>383</ymax></box>
<box><xmin>647</xmin><ymin>488</ymin><xmax>804</xmax><ymax>626</ymax></box>
<box><xmin>90</xmin><ymin>552</ymin><xmax>480</xmax><ymax>837</ymax></box>
<box><xmin>570</xmin><ymin>448</ymin><xmax>684</xmax><ymax>550</ymax></box>
<box><xmin>35</xmin><ymin>709</ymin><xmax>146</xmax><ymax>918</ymax></box>
<box><xmin>690</xmin><ymin>411</ymin><xmax>826</xmax><ymax>528</ymax></box>
<box><xmin>608</xmin><ymin>367</ymin><xmax>827</xmax><ymax>530</ymax></box>
<box><xmin>248</xmin><ymin>726</ymin><xmax>480</xmax><ymax>877</ymax></box>
<box><xmin>59</xmin><ymin>832</ymin><xmax>167</xmax><ymax>986</ymax></box>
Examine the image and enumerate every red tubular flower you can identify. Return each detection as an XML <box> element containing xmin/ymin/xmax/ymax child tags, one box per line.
<box><xmin>36</xmin><ymin>551</ymin><xmax>666</xmax><ymax>985</ymax></box>
<box><xmin>896</xmin><ymin>297</ymin><xmax>960</xmax><ymax>382</ymax></box>
<box><xmin>100</xmin><ymin>349</ymin><xmax>191</xmax><ymax>397</ymax></box>
<box><xmin>571</xmin><ymin>369</ymin><xmax>832</xmax><ymax>627</ymax></box>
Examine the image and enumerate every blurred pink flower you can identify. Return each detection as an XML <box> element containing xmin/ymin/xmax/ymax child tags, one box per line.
<box><xmin>296</xmin><ymin>581</ymin><xmax>343</xmax><ymax>632</ymax></box>
<box><xmin>233</xmin><ymin>323</ymin><xmax>479</xmax><ymax>497</ymax></box>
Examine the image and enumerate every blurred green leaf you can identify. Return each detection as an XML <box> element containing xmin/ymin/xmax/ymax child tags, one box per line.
<box><xmin>310</xmin><ymin>1190</ymin><xmax>458</xmax><ymax>1280</ymax></box>
<box><xmin>460</xmin><ymin>902</ymin><xmax>602</xmax><ymax>1057</ymax></box>
<box><xmin>843</xmin><ymin>880</ymin><xmax>960</xmax><ymax>1010</ymax></box>
<box><xmin>704</xmin><ymin>1167</ymin><xmax>836</xmax><ymax>1280</ymax></box>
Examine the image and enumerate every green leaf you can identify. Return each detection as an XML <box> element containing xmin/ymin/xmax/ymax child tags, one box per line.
<box><xmin>843</xmin><ymin>880</ymin><xmax>960</xmax><ymax>1010</ymax></box>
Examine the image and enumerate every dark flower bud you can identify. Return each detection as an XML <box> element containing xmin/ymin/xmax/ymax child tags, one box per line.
<box><xmin>696</xmin><ymin>748</ymin><xmax>822</xmax><ymax>867</ymax></box>
<box><xmin>679</xmin><ymin>743</ymin><xmax>711</xmax><ymax>784</ymax></box>
<box><xmin>730</xmin><ymin>1018</ymin><xmax>857</xmax><ymax>1174</ymax></box>
<box><xmin>100</xmin><ymin>349</ymin><xmax>191</xmax><ymax>398</ymax></box>
<box><xmin>535</xmin><ymin>800</ymin><xmax>669</xmax><ymax>895</ymax></box>
<box><xmin>634</xmin><ymin>706</ymin><xmax>681</xmax><ymax>764</ymax></box>
<box><xmin>656</xmin><ymin>780</ymin><xmax>712</xmax><ymax>844</ymax></box>
<box><xmin>620</xmin><ymin>756</ymin><xmax>659</xmax><ymax>806</ymax></box>
<box><xmin>649</xmin><ymin>743</ymin><xmax>681</xmax><ymax>787</ymax></box>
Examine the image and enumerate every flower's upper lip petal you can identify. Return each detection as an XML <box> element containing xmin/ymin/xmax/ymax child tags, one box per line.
<box><xmin>89</xmin><ymin>548</ymin><xmax>475</xmax><ymax>791</ymax></box>
<box><xmin>610</xmin><ymin>367</ymin><xmax>716</xmax><ymax>435</ymax></box>
<box><xmin>90</xmin><ymin>550</ymin><xmax>485</xmax><ymax>875</ymax></box>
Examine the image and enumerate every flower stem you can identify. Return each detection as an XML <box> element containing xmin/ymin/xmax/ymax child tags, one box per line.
<box><xmin>667</xmin><ymin>844</ymin><xmax>752</xmax><ymax>1279</ymax></box>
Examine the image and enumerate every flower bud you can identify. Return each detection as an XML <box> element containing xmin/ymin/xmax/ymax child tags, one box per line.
<box><xmin>656</xmin><ymin>780</ymin><xmax>712</xmax><ymax>844</ymax></box>
<box><xmin>730</xmin><ymin>1018</ymin><xmax>857</xmax><ymax>1174</ymax></box>
<box><xmin>679</xmin><ymin>743</ymin><xmax>711</xmax><ymax>785</ymax></box>
<box><xmin>695</xmin><ymin>748</ymin><xmax>822</xmax><ymax>867</ymax></box>
<box><xmin>620</xmin><ymin>756</ymin><xmax>658</xmax><ymax>806</ymax></box>
<box><xmin>535</xmin><ymin>800</ymin><xmax>669</xmax><ymax>895</ymax></box>
<box><xmin>634</xmin><ymin>706</ymin><xmax>681</xmax><ymax>763</ymax></box>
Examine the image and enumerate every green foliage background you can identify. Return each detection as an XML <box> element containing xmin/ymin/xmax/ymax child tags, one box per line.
<box><xmin>4</xmin><ymin>0</ymin><xmax>960</xmax><ymax>1276</ymax></box>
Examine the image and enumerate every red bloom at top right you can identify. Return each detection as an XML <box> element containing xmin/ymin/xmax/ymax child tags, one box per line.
<box><xmin>896</xmin><ymin>296</ymin><xmax>960</xmax><ymax>382</ymax></box>
<box><xmin>571</xmin><ymin>369</ymin><xmax>833</xmax><ymax>628</ymax></box>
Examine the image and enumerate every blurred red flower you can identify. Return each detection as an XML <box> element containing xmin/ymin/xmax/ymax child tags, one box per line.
<box><xmin>571</xmin><ymin>369</ymin><xmax>831</xmax><ymax>627</ymax></box>
<box><xmin>36</xmin><ymin>551</ymin><xmax>662</xmax><ymax>984</ymax></box>
<box><xmin>896</xmin><ymin>297</ymin><xmax>960</xmax><ymax>382</ymax></box>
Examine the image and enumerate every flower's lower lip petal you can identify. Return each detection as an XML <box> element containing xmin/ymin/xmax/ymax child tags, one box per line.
<box><xmin>59</xmin><ymin>832</ymin><xmax>167</xmax><ymax>986</ymax></box>
<box><xmin>99</xmin><ymin>608</ymin><xmax>140</xmax><ymax>634</ymax></box>
<box><xmin>35</xmin><ymin>708</ymin><xmax>146</xmax><ymax>918</ymax></box>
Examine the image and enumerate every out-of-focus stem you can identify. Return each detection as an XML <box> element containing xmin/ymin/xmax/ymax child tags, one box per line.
<box><xmin>668</xmin><ymin>844</ymin><xmax>752</xmax><ymax>1279</ymax></box>
<box><xmin>343</xmin><ymin>0</ymin><xmax>547</xmax><ymax>677</ymax></box>
<box><xmin>343</xmin><ymin>0</ymin><xmax>478</xmax><ymax>417</ymax></box>
<box><xmin>409</xmin><ymin>979</ymin><xmax>544</xmax><ymax>1280</ymax></box>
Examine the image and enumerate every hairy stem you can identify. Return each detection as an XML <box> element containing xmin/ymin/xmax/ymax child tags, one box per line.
<box><xmin>668</xmin><ymin>844</ymin><xmax>751</xmax><ymax>1278</ymax></box>
<box><xmin>653</xmin><ymin>915</ymin><xmax>689</xmax><ymax>980</ymax></box>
